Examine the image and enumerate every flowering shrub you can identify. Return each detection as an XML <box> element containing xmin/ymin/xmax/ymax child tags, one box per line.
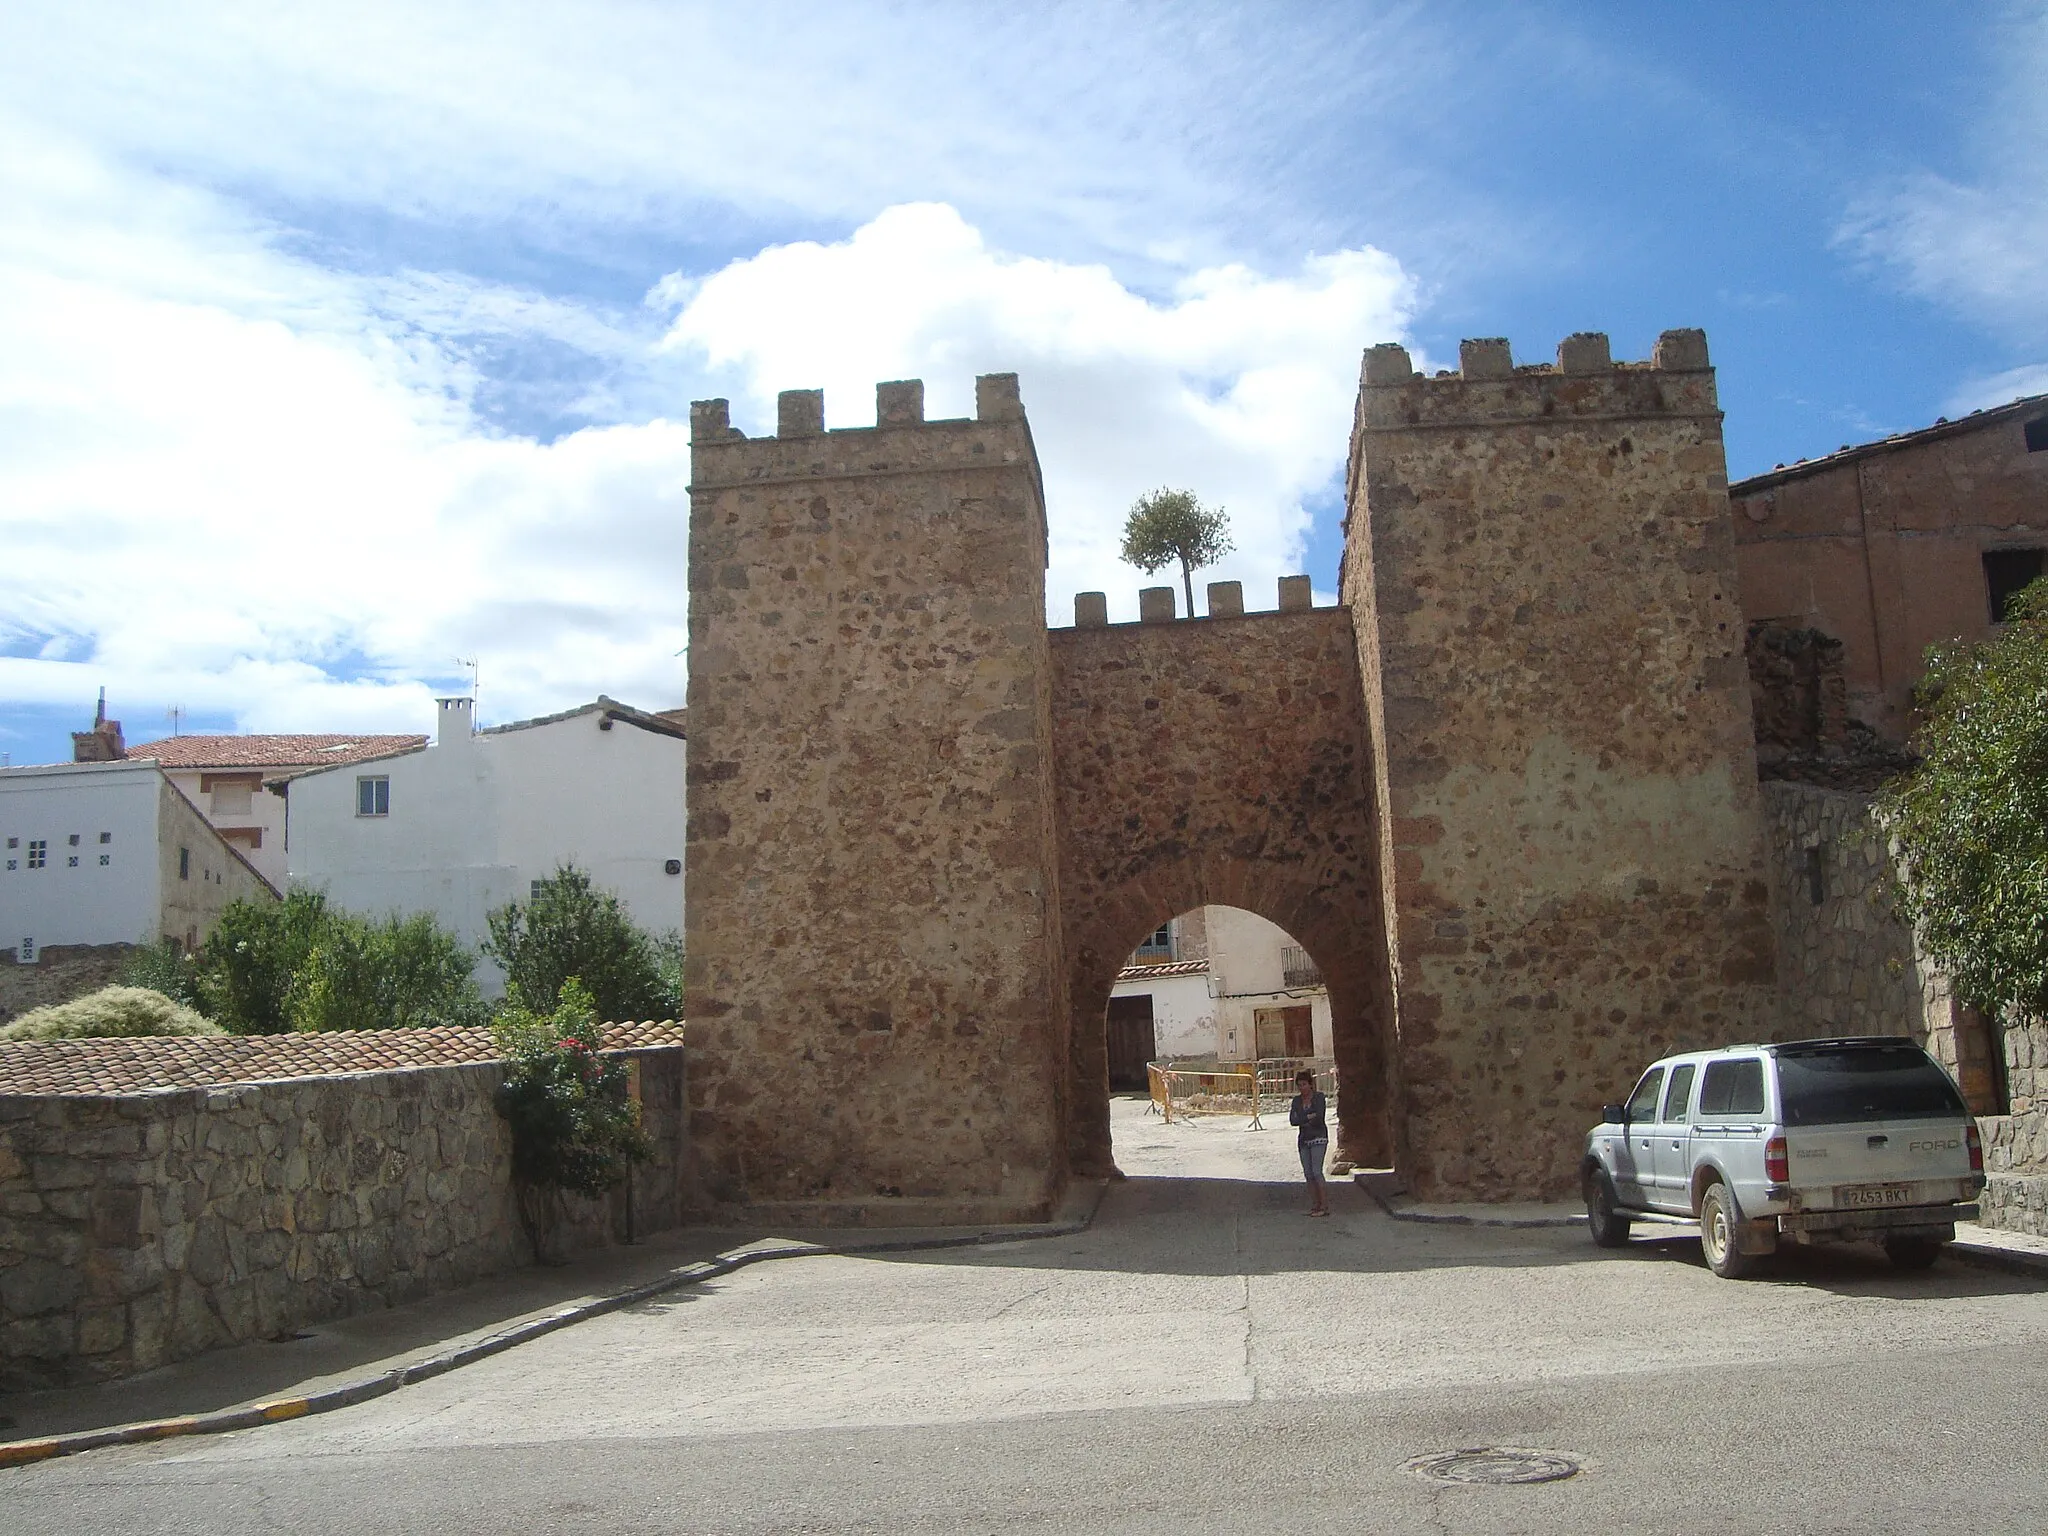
<box><xmin>491</xmin><ymin>978</ymin><xmax>650</xmax><ymax>1260</ymax></box>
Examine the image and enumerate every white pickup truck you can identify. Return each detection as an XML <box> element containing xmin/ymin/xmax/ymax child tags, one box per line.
<box><xmin>1582</xmin><ymin>1037</ymin><xmax>1985</xmax><ymax>1278</ymax></box>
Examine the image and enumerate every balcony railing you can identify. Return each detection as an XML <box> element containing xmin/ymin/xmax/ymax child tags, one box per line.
<box><xmin>1280</xmin><ymin>945</ymin><xmax>1323</xmax><ymax>988</ymax></box>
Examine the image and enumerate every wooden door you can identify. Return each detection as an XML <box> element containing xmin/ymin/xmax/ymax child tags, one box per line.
<box><xmin>1105</xmin><ymin>995</ymin><xmax>1156</xmax><ymax>1091</ymax></box>
<box><xmin>1282</xmin><ymin>1005</ymin><xmax>1314</xmax><ymax>1058</ymax></box>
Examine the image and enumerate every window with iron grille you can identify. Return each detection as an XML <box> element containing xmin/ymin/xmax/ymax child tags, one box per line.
<box><xmin>1281</xmin><ymin>945</ymin><xmax>1323</xmax><ymax>987</ymax></box>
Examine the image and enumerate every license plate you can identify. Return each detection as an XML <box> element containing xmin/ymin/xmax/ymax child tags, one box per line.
<box><xmin>1837</xmin><ymin>1183</ymin><xmax>1914</xmax><ymax>1208</ymax></box>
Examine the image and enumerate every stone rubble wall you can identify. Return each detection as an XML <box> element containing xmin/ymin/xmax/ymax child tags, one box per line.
<box><xmin>0</xmin><ymin>1045</ymin><xmax>685</xmax><ymax>1390</ymax></box>
<box><xmin>1760</xmin><ymin>782</ymin><xmax>1923</xmax><ymax>1040</ymax></box>
<box><xmin>1981</xmin><ymin>1017</ymin><xmax>2048</xmax><ymax>1238</ymax></box>
<box><xmin>1760</xmin><ymin>780</ymin><xmax>2048</xmax><ymax>1237</ymax></box>
<box><xmin>0</xmin><ymin>943</ymin><xmax>135</xmax><ymax>1025</ymax></box>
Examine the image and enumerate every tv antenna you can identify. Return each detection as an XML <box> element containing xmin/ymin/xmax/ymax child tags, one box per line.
<box><xmin>165</xmin><ymin>705</ymin><xmax>185</xmax><ymax>737</ymax></box>
<box><xmin>455</xmin><ymin>656</ymin><xmax>479</xmax><ymax>710</ymax></box>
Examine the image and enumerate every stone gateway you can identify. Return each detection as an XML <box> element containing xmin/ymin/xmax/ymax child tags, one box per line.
<box><xmin>684</xmin><ymin>331</ymin><xmax>1789</xmax><ymax>1218</ymax></box>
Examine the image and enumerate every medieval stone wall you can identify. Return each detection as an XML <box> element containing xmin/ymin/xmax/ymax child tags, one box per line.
<box><xmin>1048</xmin><ymin>601</ymin><xmax>1396</xmax><ymax>1176</ymax></box>
<box><xmin>1343</xmin><ymin>331</ymin><xmax>1781</xmax><ymax>1199</ymax></box>
<box><xmin>0</xmin><ymin>1046</ymin><xmax>686</xmax><ymax>1390</ymax></box>
<box><xmin>683</xmin><ymin>377</ymin><xmax>1069</xmax><ymax>1225</ymax></box>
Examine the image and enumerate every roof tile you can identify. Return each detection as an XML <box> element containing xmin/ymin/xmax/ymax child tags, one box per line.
<box><xmin>0</xmin><ymin>1022</ymin><xmax>684</xmax><ymax>1097</ymax></box>
<box><xmin>129</xmin><ymin>734</ymin><xmax>426</xmax><ymax>770</ymax></box>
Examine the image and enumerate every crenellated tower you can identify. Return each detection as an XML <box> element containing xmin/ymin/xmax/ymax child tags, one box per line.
<box><xmin>684</xmin><ymin>375</ymin><xmax>1069</xmax><ymax>1223</ymax></box>
<box><xmin>1342</xmin><ymin>329</ymin><xmax>1779</xmax><ymax>1198</ymax></box>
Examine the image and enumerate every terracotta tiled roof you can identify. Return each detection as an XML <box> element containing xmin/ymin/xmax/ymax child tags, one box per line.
<box><xmin>127</xmin><ymin>734</ymin><xmax>426</xmax><ymax>771</ymax></box>
<box><xmin>1116</xmin><ymin>958</ymin><xmax>1211</xmax><ymax>981</ymax></box>
<box><xmin>0</xmin><ymin>1022</ymin><xmax>684</xmax><ymax>1098</ymax></box>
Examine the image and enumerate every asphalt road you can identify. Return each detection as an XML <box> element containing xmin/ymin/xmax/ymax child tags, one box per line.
<box><xmin>12</xmin><ymin>1100</ymin><xmax>2048</xmax><ymax>1534</ymax></box>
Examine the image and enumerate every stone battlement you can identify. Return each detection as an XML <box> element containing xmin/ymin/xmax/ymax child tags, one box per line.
<box><xmin>689</xmin><ymin>375</ymin><xmax>1040</xmax><ymax>494</ymax></box>
<box><xmin>1357</xmin><ymin>330</ymin><xmax>1717</xmax><ymax>433</ymax></box>
<box><xmin>1068</xmin><ymin>575</ymin><xmax>1317</xmax><ymax>627</ymax></box>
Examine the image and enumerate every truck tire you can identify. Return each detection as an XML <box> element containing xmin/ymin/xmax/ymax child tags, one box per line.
<box><xmin>1585</xmin><ymin>1167</ymin><xmax>1631</xmax><ymax>1248</ymax></box>
<box><xmin>1698</xmin><ymin>1180</ymin><xmax>1755</xmax><ymax>1279</ymax></box>
<box><xmin>1884</xmin><ymin>1236</ymin><xmax>1942</xmax><ymax>1271</ymax></box>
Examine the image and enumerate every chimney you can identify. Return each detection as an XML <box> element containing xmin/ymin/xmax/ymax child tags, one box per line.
<box><xmin>71</xmin><ymin>688</ymin><xmax>126</xmax><ymax>762</ymax></box>
<box><xmin>436</xmin><ymin>696</ymin><xmax>475</xmax><ymax>749</ymax></box>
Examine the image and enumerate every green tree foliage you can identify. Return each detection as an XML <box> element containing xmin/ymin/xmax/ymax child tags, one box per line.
<box><xmin>491</xmin><ymin>978</ymin><xmax>651</xmax><ymax>1260</ymax></box>
<box><xmin>118</xmin><ymin>937</ymin><xmax>205</xmax><ymax>1010</ymax></box>
<box><xmin>1879</xmin><ymin>577</ymin><xmax>2048</xmax><ymax>1021</ymax></box>
<box><xmin>197</xmin><ymin>888</ymin><xmax>332</xmax><ymax>1034</ymax></box>
<box><xmin>484</xmin><ymin>865</ymin><xmax>679</xmax><ymax>1023</ymax></box>
<box><xmin>1119</xmin><ymin>487</ymin><xmax>1234</xmax><ymax>618</ymax></box>
<box><xmin>194</xmin><ymin>888</ymin><xmax>482</xmax><ymax>1033</ymax></box>
<box><xmin>288</xmin><ymin>912</ymin><xmax>487</xmax><ymax>1033</ymax></box>
<box><xmin>2</xmin><ymin>986</ymin><xmax>223</xmax><ymax>1041</ymax></box>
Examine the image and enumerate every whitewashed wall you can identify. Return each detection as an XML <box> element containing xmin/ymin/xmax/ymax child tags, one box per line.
<box><xmin>285</xmin><ymin>702</ymin><xmax>685</xmax><ymax>992</ymax></box>
<box><xmin>1111</xmin><ymin>969</ymin><xmax>1216</xmax><ymax>1059</ymax></box>
<box><xmin>0</xmin><ymin>763</ymin><xmax>166</xmax><ymax>951</ymax></box>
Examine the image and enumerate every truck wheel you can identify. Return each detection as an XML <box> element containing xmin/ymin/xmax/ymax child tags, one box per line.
<box><xmin>1585</xmin><ymin>1167</ymin><xmax>1631</xmax><ymax>1249</ymax></box>
<box><xmin>1698</xmin><ymin>1180</ymin><xmax>1755</xmax><ymax>1279</ymax></box>
<box><xmin>1884</xmin><ymin>1236</ymin><xmax>1942</xmax><ymax>1271</ymax></box>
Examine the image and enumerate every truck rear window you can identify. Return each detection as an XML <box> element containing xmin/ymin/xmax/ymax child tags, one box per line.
<box><xmin>1775</xmin><ymin>1045</ymin><xmax>1967</xmax><ymax>1126</ymax></box>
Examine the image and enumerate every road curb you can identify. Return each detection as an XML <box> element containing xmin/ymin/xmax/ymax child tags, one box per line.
<box><xmin>1944</xmin><ymin>1239</ymin><xmax>2048</xmax><ymax>1283</ymax></box>
<box><xmin>0</xmin><ymin>1182</ymin><xmax>1107</xmax><ymax>1471</ymax></box>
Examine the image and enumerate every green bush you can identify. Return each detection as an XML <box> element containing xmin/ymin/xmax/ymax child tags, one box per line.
<box><xmin>484</xmin><ymin>866</ymin><xmax>677</xmax><ymax>1023</ymax></box>
<box><xmin>197</xmin><ymin>889</ymin><xmax>332</xmax><ymax>1035</ymax></box>
<box><xmin>194</xmin><ymin>888</ymin><xmax>483</xmax><ymax>1034</ymax></box>
<box><xmin>117</xmin><ymin>938</ymin><xmax>205</xmax><ymax>1010</ymax></box>
<box><xmin>492</xmin><ymin>979</ymin><xmax>651</xmax><ymax>1260</ymax></box>
<box><xmin>1880</xmin><ymin>575</ymin><xmax>2048</xmax><ymax>1021</ymax></box>
<box><xmin>288</xmin><ymin>912</ymin><xmax>487</xmax><ymax>1033</ymax></box>
<box><xmin>2</xmin><ymin>986</ymin><xmax>224</xmax><ymax>1041</ymax></box>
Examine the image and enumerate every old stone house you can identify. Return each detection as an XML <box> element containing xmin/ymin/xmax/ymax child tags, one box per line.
<box><xmin>1732</xmin><ymin>392</ymin><xmax>2048</xmax><ymax>743</ymax></box>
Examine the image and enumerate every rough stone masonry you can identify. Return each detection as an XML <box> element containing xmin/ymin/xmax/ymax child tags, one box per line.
<box><xmin>686</xmin><ymin>330</ymin><xmax>1792</xmax><ymax>1215</ymax></box>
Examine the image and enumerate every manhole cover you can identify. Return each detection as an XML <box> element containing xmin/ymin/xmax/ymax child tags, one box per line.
<box><xmin>1402</xmin><ymin>1448</ymin><xmax>1581</xmax><ymax>1486</ymax></box>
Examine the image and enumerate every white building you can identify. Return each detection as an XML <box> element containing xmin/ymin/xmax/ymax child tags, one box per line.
<box><xmin>0</xmin><ymin>760</ymin><xmax>278</xmax><ymax>1015</ymax></box>
<box><xmin>282</xmin><ymin>697</ymin><xmax>686</xmax><ymax>991</ymax></box>
<box><xmin>127</xmin><ymin>732</ymin><xmax>426</xmax><ymax>890</ymax></box>
<box><xmin>1105</xmin><ymin>906</ymin><xmax>1333</xmax><ymax>1086</ymax></box>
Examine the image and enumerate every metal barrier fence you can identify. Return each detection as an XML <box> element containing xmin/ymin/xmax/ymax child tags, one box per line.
<box><xmin>1148</xmin><ymin>1058</ymin><xmax>1337</xmax><ymax>1128</ymax></box>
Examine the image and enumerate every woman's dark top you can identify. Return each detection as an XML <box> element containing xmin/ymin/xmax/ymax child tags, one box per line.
<box><xmin>1289</xmin><ymin>1090</ymin><xmax>1328</xmax><ymax>1146</ymax></box>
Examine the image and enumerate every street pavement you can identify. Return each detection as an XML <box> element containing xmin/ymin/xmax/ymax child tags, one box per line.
<box><xmin>10</xmin><ymin>1097</ymin><xmax>2048</xmax><ymax>1533</ymax></box>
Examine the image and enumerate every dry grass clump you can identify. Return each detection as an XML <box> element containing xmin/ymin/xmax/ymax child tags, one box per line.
<box><xmin>0</xmin><ymin>986</ymin><xmax>225</xmax><ymax>1041</ymax></box>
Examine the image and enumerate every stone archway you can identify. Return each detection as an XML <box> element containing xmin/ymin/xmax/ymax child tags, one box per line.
<box><xmin>1049</xmin><ymin>602</ymin><xmax>1400</xmax><ymax>1179</ymax></box>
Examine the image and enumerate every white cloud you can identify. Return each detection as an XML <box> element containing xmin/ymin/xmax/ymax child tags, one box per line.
<box><xmin>662</xmin><ymin>204</ymin><xmax>1415</xmax><ymax>621</ymax></box>
<box><xmin>1835</xmin><ymin>10</ymin><xmax>2048</xmax><ymax>353</ymax></box>
<box><xmin>0</xmin><ymin>134</ymin><xmax>1409</xmax><ymax>744</ymax></box>
<box><xmin>0</xmin><ymin>136</ymin><xmax>692</xmax><ymax>738</ymax></box>
<box><xmin>1945</xmin><ymin>364</ymin><xmax>2048</xmax><ymax>417</ymax></box>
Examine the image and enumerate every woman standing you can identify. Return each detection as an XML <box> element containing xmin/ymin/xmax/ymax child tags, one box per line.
<box><xmin>1289</xmin><ymin>1069</ymin><xmax>1330</xmax><ymax>1217</ymax></box>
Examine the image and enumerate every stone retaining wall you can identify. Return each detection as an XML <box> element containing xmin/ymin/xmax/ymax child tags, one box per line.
<box><xmin>1760</xmin><ymin>782</ymin><xmax>1923</xmax><ymax>1039</ymax></box>
<box><xmin>0</xmin><ymin>1045</ymin><xmax>685</xmax><ymax>1390</ymax></box>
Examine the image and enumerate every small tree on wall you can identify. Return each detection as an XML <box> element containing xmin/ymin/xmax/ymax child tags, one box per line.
<box><xmin>1120</xmin><ymin>488</ymin><xmax>1234</xmax><ymax>618</ymax></box>
<box><xmin>1879</xmin><ymin>576</ymin><xmax>2048</xmax><ymax>1026</ymax></box>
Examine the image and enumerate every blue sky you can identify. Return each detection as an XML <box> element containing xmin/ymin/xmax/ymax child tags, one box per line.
<box><xmin>2</xmin><ymin>2</ymin><xmax>2042</xmax><ymax>766</ymax></box>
